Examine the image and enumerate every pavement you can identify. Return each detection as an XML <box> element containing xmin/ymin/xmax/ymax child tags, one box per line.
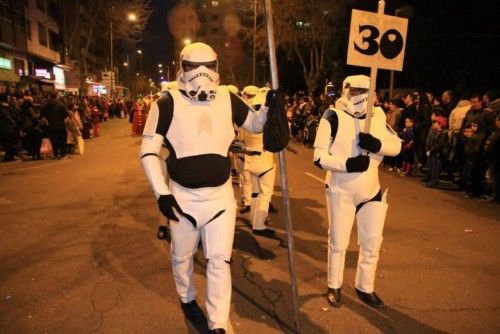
<box><xmin>0</xmin><ymin>118</ymin><xmax>499</xmax><ymax>334</ymax></box>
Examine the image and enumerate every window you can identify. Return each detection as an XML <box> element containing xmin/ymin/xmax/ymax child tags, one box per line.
<box><xmin>211</xmin><ymin>27</ymin><xmax>219</xmax><ymax>34</ymax></box>
<box><xmin>26</xmin><ymin>19</ymin><xmax>31</xmax><ymax>40</ymax></box>
<box><xmin>36</xmin><ymin>0</ymin><xmax>45</xmax><ymax>12</ymax></box>
<box><xmin>212</xmin><ymin>14</ymin><xmax>219</xmax><ymax>21</ymax></box>
<box><xmin>49</xmin><ymin>30</ymin><xmax>59</xmax><ymax>51</ymax></box>
<box><xmin>38</xmin><ymin>22</ymin><xmax>47</xmax><ymax>46</ymax></box>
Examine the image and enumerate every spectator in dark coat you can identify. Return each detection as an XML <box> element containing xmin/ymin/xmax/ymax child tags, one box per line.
<box><xmin>463</xmin><ymin>122</ymin><xmax>486</xmax><ymax>197</ymax></box>
<box><xmin>414</xmin><ymin>91</ymin><xmax>434</xmax><ymax>171</ymax></box>
<box><xmin>441</xmin><ymin>90</ymin><xmax>458</xmax><ymax>118</ymax></box>
<box><xmin>41</xmin><ymin>93</ymin><xmax>69</xmax><ymax>159</ymax></box>
<box><xmin>483</xmin><ymin>115</ymin><xmax>500</xmax><ymax>203</ymax></box>
<box><xmin>0</xmin><ymin>93</ymin><xmax>18</xmax><ymax>161</ymax></box>
<box><xmin>425</xmin><ymin>120</ymin><xmax>447</xmax><ymax>188</ymax></box>
<box><xmin>397</xmin><ymin>92</ymin><xmax>418</xmax><ymax>132</ymax></box>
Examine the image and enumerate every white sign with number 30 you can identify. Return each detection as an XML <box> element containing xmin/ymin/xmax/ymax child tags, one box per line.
<box><xmin>347</xmin><ymin>9</ymin><xmax>408</xmax><ymax>71</ymax></box>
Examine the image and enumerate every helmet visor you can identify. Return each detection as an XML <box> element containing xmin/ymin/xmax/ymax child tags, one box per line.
<box><xmin>182</xmin><ymin>60</ymin><xmax>217</xmax><ymax>72</ymax></box>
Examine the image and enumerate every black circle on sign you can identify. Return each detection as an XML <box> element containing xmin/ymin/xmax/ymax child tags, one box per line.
<box><xmin>379</xmin><ymin>28</ymin><xmax>404</xmax><ymax>59</ymax></box>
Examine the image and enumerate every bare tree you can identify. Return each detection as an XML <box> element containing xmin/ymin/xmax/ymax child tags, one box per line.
<box><xmin>130</xmin><ymin>74</ymin><xmax>153</xmax><ymax>96</ymax></box>
<box><xmin>239</xmin><ymin>0</ymin><xmax>348</xmax><ymax>93</ymax></box>
<box><xmin>58</xmin><ymin>0</ymin><xmax>151</xmax><ymax>87</ymax></box>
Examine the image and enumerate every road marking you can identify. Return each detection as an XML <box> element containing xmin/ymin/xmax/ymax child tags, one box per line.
<box><xmin>304</xmin><ymin>172</ymin><xmax>324</xmax><ymax>184</ymax></box>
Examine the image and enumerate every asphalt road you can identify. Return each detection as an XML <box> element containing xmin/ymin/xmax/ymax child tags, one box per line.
<box><xmin>1</xmin><ymin>119</ymin><xmax>499</xmax><ymax>334</ymax></box>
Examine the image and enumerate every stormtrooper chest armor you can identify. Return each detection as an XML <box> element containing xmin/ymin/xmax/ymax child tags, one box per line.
<box><xmin>329</xmin><ymin>107</ymin><xmax>386</xmax><ymax>166</ymax></box>
<box><xmin>166</xmin><ymin>87</ymin><xmax>235</xmax><ymax>188</ymax></box>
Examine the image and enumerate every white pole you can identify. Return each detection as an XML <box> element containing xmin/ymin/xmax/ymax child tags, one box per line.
<box><xmin>364</xmin><ymin>0</ymin><xmax>385</xmax><ymax>133</ymax></box>
<box><xmin>264</xmin><ymin>0</ymin><xmax>301</xmax><ymax>332</ymax></box>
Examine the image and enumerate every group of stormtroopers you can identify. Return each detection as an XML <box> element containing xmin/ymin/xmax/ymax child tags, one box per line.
<box><xmin>230</xmin><ymin>84</ymin><xmax>277</xmax><ymax>237</ymax></box>
<box><xmin>140</xmin><ymin>41</ymin><xmax>401</xmax><ymax>333</ymax></box>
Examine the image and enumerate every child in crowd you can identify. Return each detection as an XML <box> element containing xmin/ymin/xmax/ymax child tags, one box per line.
<box><xmin>425</xmin><ymin>120</ymin><xmax>446</xmax><ymax>187</ymax></box>
<box><xmin>400</xmin><ymin>117</ymin><xmax>415</xmax><ymax>175</ymax></box>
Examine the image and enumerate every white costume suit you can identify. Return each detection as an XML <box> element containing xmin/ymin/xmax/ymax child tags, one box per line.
<box><xmin>241</xmin><ymin>87</ymin><xmax>276</xmax><ymax>230</ymax></box>
<box><xmin>313</xmin><ymin>105</ymin><xmax>401</xmax><ymax>293</ymax></box>
<box><xmin>140</xmin><ymin>85</ymin><xmax>266</xmax><ymax>330</ymax></box>
<box><xmin>242</xmin><ymin>130</ymin><xmax>276</xmax><ymax>230</ymax></box>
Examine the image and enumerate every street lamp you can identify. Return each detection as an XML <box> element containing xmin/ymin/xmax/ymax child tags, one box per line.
<box><xmin>183</xmin><ymin>38</ymin><xmax>191</xmax><ymax>45</ymax></box>
<box><xmin>137</xmin><ymin>49</ymin><xmax>142</xmax><ymax>54</ymax></box>
<box><xmin>128</xmin><ymin>13</ymin><xmax>137</xmax><ymax>22</ymax></box>
<box><xmin>110</xmin><ymin>10</ymin><xmax>137</xmax><ymax>97</ymax></box>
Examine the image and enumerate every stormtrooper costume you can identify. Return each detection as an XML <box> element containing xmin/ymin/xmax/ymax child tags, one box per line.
<box><xmin>236</xmin><ymin>85</ymin><xmax>260</xmax><ymax>211</ymax></box>
<box><xmin>313</xmin><ymin>75</ymin><xmax>401</xmax><ymax>308</ymax></box>
<box><xmin>140</xmin><ymin>43</ymin><xmax>267</xmax><ymax>332</ymax></box>
<box><xmin>243</xmin><ymin>87</ymin><xmax>277</xmax><ymax>234</ymax></box>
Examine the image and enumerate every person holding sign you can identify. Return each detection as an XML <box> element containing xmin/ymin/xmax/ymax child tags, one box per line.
<box><xmin>313</xmin><ymin>75</ymin><xmax>401</xmax><ymax>308</ymax></box>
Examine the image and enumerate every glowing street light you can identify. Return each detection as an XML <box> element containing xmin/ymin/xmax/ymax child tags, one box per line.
<box><xmin>123</xmin><ymin>62</ymin><xmax>128</xmax><ymax>66</ymax></box>
<box><xmin>158</xmin><ymin>64</ymin><xmax>163</xmax><ymax>68</ymax></box>
<box><xmin>128</xmin><ymin>13</ymin><xmax>137</xmax><ymax>22</ymax></box>
<box><xmin>137</xmin><ymin>49</ymin><xmax>142</xmax><ymax>54</ymax></box>
<box><xmin>183</xmin><ymin>38</ymin><xmax>191</xmax><ymax>45</ymax></box>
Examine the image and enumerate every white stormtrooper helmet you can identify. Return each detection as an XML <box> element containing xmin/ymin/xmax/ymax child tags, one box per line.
<box><xmin>241</xmin><ymin>85</ymin><xmax>259</xmax><ymax>104</ymax></box>
<box><xmin>251</xmin><ymin>87</ymin><xmax>270</xmax><ymax>108</ymax></box>
<box><xmin>177</xmin><ymin>42</ymin><xmax>220</xmax><ymax>102</ymax></box>
<box><xmin>335</xmin><ymin>75</ymin><xmax>370</xmax><ymax>118</ymax></box>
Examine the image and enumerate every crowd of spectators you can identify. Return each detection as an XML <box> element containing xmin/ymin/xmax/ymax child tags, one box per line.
<box><xmin>0</xmin><ymin>87</ymin><xmax>151</xmax><ymax>163</ymax></box>
<box><xmin>284</xmin><ymin>88</ymin><xmax>500</xmax><ymax>203</ymax></box>
<box><xmin>2</xmin><ymin>85</ymin><xmax>498</xmax><ymax>203</ymax></box>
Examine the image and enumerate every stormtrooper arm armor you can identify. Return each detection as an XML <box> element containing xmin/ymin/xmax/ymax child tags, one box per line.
<box><xmin>140</xmin><ymin>102</ymin><xmax>170</xmax><ymax>198</ymax></box>
<box><xmin>230</xmin><ymin>92</ymin><xmax>267</xmax><ymax>133</ymax></box>
<box><xmin>378</xmin><ymin>125</ymin><xmax>403</xmax><ymax>157</ymax></box>
<box><xmin>313</xmin><ymin>117</ymin><xmax>348</xmax><ymax>172</ymax></box>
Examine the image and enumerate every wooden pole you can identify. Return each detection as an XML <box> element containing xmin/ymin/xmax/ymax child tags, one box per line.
<box><xmin>364</xmin><ymin>0</ymin><xmax>385</xmax><ymax>133</ymax></box>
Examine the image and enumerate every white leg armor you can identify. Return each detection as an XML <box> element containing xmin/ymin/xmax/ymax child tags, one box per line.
<box><xmin>201</xmin><ymin>207</ymin><xmax>236</xmax><ymax>330</ymax></box>
<box><xmin>169</xmin><ymin>216</ymin><xmax>200</xmax><ymax>303</ymax></box>
<box><xmin>354</xmin><ymin>200</ymin><xmax>388</xmax><ymax>293</ymax></box>
<box><xmin>326</xmin><ymin>189</ymin><xmax>356</xmax><ymax>289</ymax></box>
<box><xmin>169</xmin><ymin>180</ymin><xmax>236</xmax><ymax>331</ymax></box>
<box><xmin>240</xmin><ymin>169</ymin><xmax>252</xmax><ymax>206</ymax></box>
<box><xmin>251</xmin><ymin>165</ymin><xmax>276</xmax><ymax>230</ymax></box>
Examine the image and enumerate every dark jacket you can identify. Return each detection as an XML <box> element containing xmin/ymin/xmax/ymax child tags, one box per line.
<box><xmin>0</xmin><ymin>103</ymin><xmax>16</xmax><ymax>135</ymax></box>
<box><xmin>41</xmin><ymin>100</ymin><xmax>68</xmax><ymax>130</ymax></box>
<box><xmin>483</xmin><ymin>128</ymin><xmax>500</xmax><ymax>167</ymax></box>
<box><xmin>464</xmin><ymin>132</ymin><xmax>486</xmax><ymax>164</ymax></box>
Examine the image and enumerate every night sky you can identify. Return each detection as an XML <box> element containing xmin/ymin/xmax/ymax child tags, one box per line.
<box><xmin>140</xmin><ymin>0</ymin><xmax>177</xmax><ymax>80</ymax></box>
<box><xmin>141</xmin><ymin>0</ymin><xmax>499</xmax><ymax>97</ymax></box>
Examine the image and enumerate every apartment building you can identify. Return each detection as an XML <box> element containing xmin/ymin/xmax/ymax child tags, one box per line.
<box><xmin>0</xmin><ymin>0</ymin><xmax>28</xmax><ymax>92</ymax></box>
